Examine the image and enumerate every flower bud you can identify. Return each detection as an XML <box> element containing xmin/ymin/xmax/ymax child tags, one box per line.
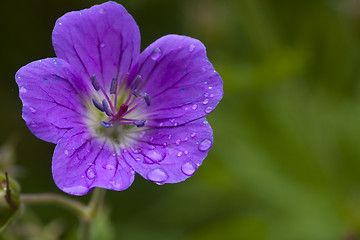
<box><xmin>0</xmin><ymin>172</ymin><xmax>21</xmax><ymax>232</ymax></box>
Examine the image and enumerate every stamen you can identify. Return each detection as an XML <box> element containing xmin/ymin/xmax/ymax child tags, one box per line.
<box><xmin>133</xmin><ymin>119</ymin><xmax>146</xmax><ymax>127</ymax></box>
<box><xmin>133</xmin><ymin>90</ymin><xmax>151</xmax><ymax>106</ymax></box>
<box><xmin>143</xmin><ymin>93</ymin><xmax>151</xmax><ymax>106</ymax></box>
<box><xmin>102</xmin><ymin>99</ymin><xmax>112</xmax><ymax>116</ymax></box>
<box><xmin>110</xmin><ymin>78</ymin><xmax>118</xmax><ymax>94</ymax></box>
<box><xmin>100</xmin><ymin>121</ymin><xmax>113</xmax><ymax>128</ymax></box>
<box><xmin>130</xmin><ymin>75</ymin><xmax>142</xmax><ymax>89</ymax></box>
<box><xmin>91</xmin><ymin>74</ymin><xmax>100</xmax><ymax>91</ymax></box>
<box><xmin>92</xmin><ymin>98</ymin><xmax>104</xmax><ymax>112</ymax></box>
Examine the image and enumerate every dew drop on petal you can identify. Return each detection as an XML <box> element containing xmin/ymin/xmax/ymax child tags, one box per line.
<box><xmin>135</xmin><ymin>157</ymin><xmax>141</xmax><ymax>162</ymax></box>
<box><xmin>204</xmin><ymin>92</ymin><xmax>209</xmax><ymax>97</ymax></box>
<box><xmin>100</xmin><ymin>43</ymin><xmax>106</xmax><ymax>48</ymax></box>
<box><xmin>208</xmin><ymin>86</ymin><xmax>213</xmax><ymax>89</ymax></box>
<box><xmin>103</xmin><ymin>162</ymin><xmax>115</xmax><ymax>171</ymax></box>
<box><xmin>86</xmin><ymin>168</ymin><xmax>96</xmax><ymax>179</ymax></box>
<box><xmin>205</xmin><ymin>106</ymin><xmax>213</xmax><ymax>113</ymax></box>
<box><xmin>167</xmin><ymin>134</ymin><xmax>172</xmax><ymax>140</ymax></box>
<box><xmin>30</xmin><ymin>121</ymin><xmax>37</xmax><ymax>127</ymax></box>
<box><xmin>188</xmin><ymin>44</ymin><xmax>196</xmax><ymax>52</ymax></box>
<box><xmin>191</xmin><ymin>132</ymin><xmax>197</xmax><ymax>138</ymax></box>
<box><xmin>210</xmin><ymin>94</ymin><xmax>214</xmax><ymax>98</ymax></box>
<box><xmin>175</xmin><ymin>139</ymin><xmax>181</xmax><ymax>145</ymax></box>
<box><xmin>203</xmin><ymin>98</ymin><xmax>209</xmax><ymax>105</ymax></box>
<box><xmin>19</xmin><ymin>87</ymin><xmax>27</xmax><ymax>93</ymax></box>
<box><xmin>198</xmin><ymin>139</ymin><xmax>212</xmax><ymax>152</ymax></box>
<box><xmin>177</xmin><ymin>151</ymin><xmax>183</xmax><ymax>157</ymax></box>
<box><xmin>29</xmin><ymin>107</ymin><xmax>36</xmax><ymax>113</ymax></box>
<box><xmin>184</xmin><ymin>150</ymin><xmax>189</xmax><ymax>155</ymax></box>
<box><xmin>151</xmin><ymin>47</ymin><xmax>162</xmax><ymax>60</ymax></box>
<box><xmin>181</xmin><ymin>162</ymin><xmax>197</xmax><ymax>176</ymax></box>
<box><xmin>146</xmin><ymin>150</ymin><xmax>166</xmax><ymax>162</ymax></box>
<box><xmin>149</xmin><ymin>137</ymin><xmax>154</xmax><ymax>143</ymax></box>
<box><xmin>203</xmin><ymin>120</ymin><xmax>209</xmax><ymax>124</ymax></box>
<box><xmin>64</xmin><ymin>149</ymin><xmax>69</xmax><ymax>155</ymax></box>
<box><xmin>147</xmin><ymin>168</ymin><xmax>168</xmax><ymax>182</ymax></box>
<box><xmin>192</xmin><ymin>104</ymin><xmax>198</xmax><ymax>110</ymax></box>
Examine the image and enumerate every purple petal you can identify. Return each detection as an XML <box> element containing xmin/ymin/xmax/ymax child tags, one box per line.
<box><xmin>122</xmin><ymin>117</ymin><xmax>213</xmax><ymax>184</ymax></box>
<box><xmin>52</xmin><ymin>1</ymin><xmax>140</xmax><ymax>92</ymax></box>
<box><xmin>52</xmin><ymin>128</ymin><xmax>135</xmax><ymax>195</ymax></box>
<box><xmin>128</xmin><ymin>35</ymin><xmax>223</xmax><ymax>127</ymax></box>
<box><xmin>16</xmin><ymin>58</ymin><xmax>88</xmax><ymax>144</ymax></box>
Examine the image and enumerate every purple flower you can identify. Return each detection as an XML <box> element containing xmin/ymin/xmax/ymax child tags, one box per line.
<box><xmin>15</xmin><ymin>1</ymin><xmax>223</xmax><ymax>195</ymax></box>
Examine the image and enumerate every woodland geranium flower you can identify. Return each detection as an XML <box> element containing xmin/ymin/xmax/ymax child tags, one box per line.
<box><xmin>15</xmin><ymin>1</ymin><xmax>223</xmax><ymax>195</ymax></box>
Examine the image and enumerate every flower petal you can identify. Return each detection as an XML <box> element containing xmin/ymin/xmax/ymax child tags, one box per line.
<box><xmin>52</xmin><ymin>127</ymin><xmax>135</xmax><ymax>195</ymax></box>
<box><xmin>122</xmin><ymin>117</ymin><xmax>213</xmax><ymax>184</ymax></box>
<box><xmin>16</xmin><ymin>58</ymin><xmax>88</xmax><ymax>144</ymax></box>
<box><xmin>52</xmin><ymin>1</ymin><xmax>140</xmax><ymax>91</ymax></box>
<box><xmin>128</xmin><ymin>35</ymin><xmax>223</xmax><ymax>127</ymax></box>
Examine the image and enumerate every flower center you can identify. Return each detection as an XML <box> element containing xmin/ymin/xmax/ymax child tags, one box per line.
<box><xmin>87</xmin><ymin>74</ymin><xmax>149</xmax><ymax>146</ymax></box>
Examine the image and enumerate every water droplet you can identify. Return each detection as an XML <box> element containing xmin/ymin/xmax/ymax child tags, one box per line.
<box><xmin>192</xmin><ymin>104</ymin><xmax>198</xmax><ymax>110</ymax></box>
<box><xmin>167</xmin><ymin>134</ymin><xmax>172</xmax><ymax>140</ymax></box>
<box><xmin>208</xmin><ymin>86</ymin><xmax>213</xmax><ymax>89</ymax></box>
<box><xmin>201</xmin><ymin>67</ymin><xmax>206</xmax><ymax>72</ymax></box>
<box><xmin>174</xmin><ymin>122</ymin><xmax>178</xmax><ymax>126</ymax></box>
<box><xmin>198</xmin><ymin>139</ymin><xmax>212</xmax><ymax>151</ymax></box>
<box><xmin>181</xmin><ymin>162</ymin><xmax>197</xmax><ymax>176</ymax></box>
<box><xmin>170</xmin><ymin>118</ymin><xmax>175</xmax><ymax>123</ymax></box>
<box><xmin>103</xmin><ymin>162</ymin><xmax>115</xmax><ymax>171</ymax></box>
<box><xmin>53</xmin><ymin>59</ymin><xmax>58</xmax><ymax>65</ymax></box>
<box><xmin>185</xmin><ymin>107</ymin><xmax>189</xmax><ymax>110</ymax></box>
<box><xmin>86</xmin><ymin>168</ymin><xmax>96</xmax><ymax>179</ymax></box>
<box><xmin>151</xmin><ymin>48</ymin><xmax>162</xmax><ymax>60</ymax></box>
<box><xmin>58</xmin><ymin>22</ymin><xmax>62</xmax><ymax>26</ymax></box>
<box><xmin>64</xmin><ymin>150</ymin><xmax>69</xmax><ymax>155</ymax></box>
<box><xmin>184</xmin><ymin>137</ymin><xmax>188</xmax><ymax>142</ymax></box>
<box><xmin>100</xmin><ymin>42</ymin><xmax>106</xmax><ymax>48</ymax></box>
<box><xmin>175</xmin><ymin>139</ymin><xmax>181</xmax><ymax>145</ymax></box>
<box><xmin>205</xmin><ymin>106</ymin><xmax>213</xmax><ymax>113</ymax></box>
<box><xmin>210</xmin><ymin>94</ymin><xmax>214</xmax><ymax>98</ymax></box>
<box><xmin>30</xmin><ymin>121</ymin><xmax>37</xmax><ymax>127</ymax></box>
<box><xmin>132</xmin><ymin>148</ymin><xmax>140</xmax><ymax>154</ymax></box>
<box><xmin>204</xmin><ymin>92</ymin><xmax>209</xmax><ymax>97</ymax></box>
<box><xmin>29</xmin><ymin>107</ymin><xmax>36</xmax><ymax>113</ymax></box>
<box><xmin>202</xmin><ymin>98</ymin><xmax>209</xmax><ymax>105</ymax></box>
<box><xmin>203</xmin><ymin>120</ymin><xmax>209</xmax><ymax>124</ymax></box>
<box><xmin>149</xmin><ymin>137</ymin><xmax>154</xmax><ymax>143</ymax></box>
<box><xmin>147</xmin><ymin>168</ymin><xmax>168</xmax><ymax>182</ymax></box>
<box><xmin>204</xmin><ymin>81</ymin><xmax>208</xmax><ymax>84</ymax></box>
<box><xmin>159</xmin><ymin>122</ymin><xmax>164</xmax><ymax>127</ymax></box>
<box><xmin>135</xmin><ymin>157</ymin><xmax>141</xmax><ymax>161</ymax></box>
<box><xmin>188</xmin><ymin>44</ymin><xmax>196</xmax><ymax>52</ymax></box>
<box><xmin>19</xmin><ymin>86</ymin><xmax>27</xmax><ymax>93</ymax></box>
<box><xmin>191</xmin><ymin>132</ymin><xmax>197</xmax><ymax>138</ymax></box>
<box><xmin>184</xmin><ymin>150</ymin><xmax>189</xmax><ymax>155</ymax></box>
<box><xmin>146</xmin><ymin>150</ymin><xmax>166</xmax><ymax>162</ymax></box>
<box><xmin>177</xmin><ymin>151</ymin><xmax>183</xmax><ymax>157</ymax></box>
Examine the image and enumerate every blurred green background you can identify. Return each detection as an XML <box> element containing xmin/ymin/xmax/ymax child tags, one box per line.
<box><xmin>1</xmin><ymin>0</ymin><xmax>360</xmax><ymax>239</ymax></box>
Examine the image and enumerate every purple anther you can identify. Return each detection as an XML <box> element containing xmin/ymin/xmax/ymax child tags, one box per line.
<box><xmin>133</xmin><ymin>90</ymin><xmax>150</xmax><ymax>106</ymax></box>
<box><xmin>133</xmin><ymin>119</ymin><xmax>146</xmax><ymax>127</ymax></box>
<box><xmin>110</xmin><ymin>78</ymin><xmax>118</xmax><ymax>94</ymax></box>
<box><xmin>102</xmin><ymin>99</ymin><xmax>112</xmax><ymax>116</ymax></box>
<box><xmin>130</xmin><ymin>75</ymin><xmax>142</xmax><ymax>89</ymax></box>
<box><xmin>100</xmin><ymin>121</ymin><xmax>113</xmax><ymax>128</ymax></box>
<box><xmin>143</xmin><ymin>93</ymin><xmax>150</xmax><ymax>106</ymax></box>
<box><xmin>91</xmin><ymin>74</ymin><xmax>100</xmax><ymax>91</ymax></box>
<box><xmin>92</xmin><ymin>98</ymin><xmax>104</xmax><ymax>112</ymax></box>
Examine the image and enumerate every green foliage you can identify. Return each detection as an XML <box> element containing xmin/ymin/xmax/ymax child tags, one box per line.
<box><xmin>1</xmin><ymin>0</ymin><xmax>360</xmax><ymax>239</ymax></box>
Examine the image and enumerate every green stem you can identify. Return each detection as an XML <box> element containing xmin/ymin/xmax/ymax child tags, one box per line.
<box><xmin>21</xmin><ymin>193</ymin><xmax>89</xmax><ymax>219</ymax></box>
<box><xmin>21</xmin><ymin>188</ymin><xmax>106</xmax><ymax>220</ymax></box>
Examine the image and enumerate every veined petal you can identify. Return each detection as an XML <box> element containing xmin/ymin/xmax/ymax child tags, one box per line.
<box><xmin>52</xmin><ymin>1</ymin><xmax>140</xmax><ymax>92</ymax></box>
<box><xmin>52</xmin><ymin>128</ymin><xmax>135</xmax><ymax>195</ymax></box>
<box><xmin>128</xmin><ymin>35</ymin><xmax>223</xmax><ymax>127</ymax></box>
<box><xmin>16</xmin><ymin>58</ymin><xmax>88</xmax><ymax>144</ymax></box>
<box><xmin>123</xmin><ymin>117</ymin><xmax>213</xmax><ymax>184</ymax></box>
